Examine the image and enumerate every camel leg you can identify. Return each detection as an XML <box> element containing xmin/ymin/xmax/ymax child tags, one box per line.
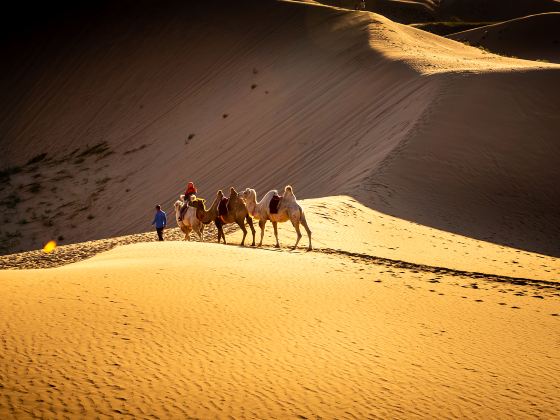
<box><xmin>215</xmin><ymin>220</ymin><xmax>225</xmax><ymax>244</ymax></box>
<box><xmin>246</xmin><ymin>215</ymin><xmax>256</xmax><ymax>246</ymax></box>
<box><xmin>300</xmin><ymin>212</ymin><xmax>312</xmax><ymax>251</ymax></box>
<box><xmin>290</xmin><ymin>219</ymin><xmax>303</xmax><ymax>249</ymax></box>
<box><xmin>183</xmin><ymin>226</ymin><xmax>192</xmax><ymax>241</ymax></box>
<box><xmin>258</xmin><ymin>219</ymin><xmax>267</xmax><ymax>247</ymax></box>
<box><xmin>199</xmin><ymin>224</ymin><xmax>204</xmax><ymax>242</ymax></box>
<box><xmin>237</xmin><ymin>219</ymin><xmax>247</xmax><ymax>246</ymax></box>
<box><xmin>272</xmin><ymin>221</ymin><xmax>280</xmax><ymax>248</ymax></box>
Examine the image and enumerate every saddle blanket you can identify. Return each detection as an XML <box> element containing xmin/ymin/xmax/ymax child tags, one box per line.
<box><xmin>270</xmin><ymin>194</ymin><xmax>282</xmax><ymax>214</ymax></box>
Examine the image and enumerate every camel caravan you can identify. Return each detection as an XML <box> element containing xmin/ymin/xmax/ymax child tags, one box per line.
<box><xmin>174</xmin><ymin>185</ymin><xmax>312</xmax><ymax>250</ymax></box>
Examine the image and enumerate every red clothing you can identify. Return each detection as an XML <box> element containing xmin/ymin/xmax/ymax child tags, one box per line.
<box><xmin>185</xmin><ymin>182</ymin><xmax>197</xmax><ymax>195</ymax></box>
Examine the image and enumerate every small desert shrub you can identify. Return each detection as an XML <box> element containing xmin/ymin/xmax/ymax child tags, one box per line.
<box><xmin>95</xmin><ymin>150</ymin><xmax>114</xmax><ymax>162</ymax></box>
<box><xmin>77</xmin><ymin>142</ymin><xmax>110</xmax><ymax>158</ymax></box>
<box><xmin>28</xmin><ymin>183</ymin><xmax>42</xmax><ymax>193</ymax></box>
<box><xmin>1</xmin><ymin>193</ymin><xmax>21</xmax><ymax>209</ymax></box>
<box><xmin>42</xmin><ymin>217</ymin><xmax>54</xmax><ymax>227</ymax></box>
<box><xmin>123</xmin><ymin>144</ymin><xmax>147</xmax><ymax>155</ymax></box>
<box><xmin>96</xmin><ymin>177</ymin><xmax>111</xmax><ymax>186</ymax></box>
<box><xmin>0</xmin><ymin>166</ymin><xmax>22</xmax><ymax>182</ymax></box>
<box><xmin>27</xmin><ymin>153</ymin><xmax>48</xmax><ymax>165</ymax></box>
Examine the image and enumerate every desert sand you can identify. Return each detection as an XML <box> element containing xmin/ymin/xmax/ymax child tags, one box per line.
<box><xmin>1</xmin><ymin>0</ymin><xmax>560</xmax><ymax>418</ymax></box>
<box><xmin>1</xmin><ymin>0</ymin><xmax>560</xmax><ymax>256</ymax></box>
<box><xmin>450</xmin><ymin>13</ymin><xmax>560</xmax><ymax>64</ymax></box>
<box><xmin>1</xmin><ymin>197</ymin><xmax>560</xmax><ymax>418</ymax></box>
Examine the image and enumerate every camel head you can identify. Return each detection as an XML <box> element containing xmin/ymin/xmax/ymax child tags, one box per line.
<box><xmin>174</xmin><ymin>200</ymin><xmax>183</xmax><ymax>211</ymax></box>
<box><xmin>241</xmin><ymin>188</ymin><xmax>256</xmax><ymax>202</ymax></box>
<box><xmin>180</xmin><ymin>194</ymin><xmax>185</xmax><ymax>201</ymax></box>
<box><xmin>189</xmin><ymin>197</ymin><xmax>205</xmax><ymax>209</ymax></box>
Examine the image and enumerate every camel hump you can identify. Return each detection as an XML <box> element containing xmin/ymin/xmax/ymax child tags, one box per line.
<box><xmin>284</xmin><ymin>185</ymin><xmax>294</xmax><ymax>195</ymax></box>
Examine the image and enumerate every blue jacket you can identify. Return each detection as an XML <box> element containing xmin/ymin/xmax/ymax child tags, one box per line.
<box><xmin>152</xmin><ymin>210</ymin><xmax>167</xmax><ymax>229</ymax></box>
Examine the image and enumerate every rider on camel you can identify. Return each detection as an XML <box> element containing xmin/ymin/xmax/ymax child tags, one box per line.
<box><xmin>178</xmin><ymin>181</ymin><xmax>198</xmax><ymax>221</ymax></box>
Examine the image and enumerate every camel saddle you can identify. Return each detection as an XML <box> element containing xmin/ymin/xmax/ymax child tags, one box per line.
<box><xmin>218</xmin><ymin>197</ymin><xmax>229</xmax><ymax>218</ymax></box>
<box><xmin>269</xmin><ymin>194</ymin><xmax>282</xmax><ymax>214</ymax></box>
<box><xmin>179</xmin><ymin>202</ymin><xmax>189</xmax><ymax>220</ymax></box>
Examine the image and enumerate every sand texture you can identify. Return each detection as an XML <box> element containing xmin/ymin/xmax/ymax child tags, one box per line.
<box><xmin>2</xmin><ymin>197</ymin><xmax>560</xmax><ymax>418</ymax></box>
<box><xmin>1</xmin><ymin>239</ymin><xmax>559</xmax><ymax>418</ymax></box>
<box><xmin>450</xmin><ymin>13</ymin><xmax>560</xmax><ymax>64</ymax></box>
<box><xmin>1</xmin><ymin>0</ymin><xmax>559</xmax><ymax>257</ymax></box>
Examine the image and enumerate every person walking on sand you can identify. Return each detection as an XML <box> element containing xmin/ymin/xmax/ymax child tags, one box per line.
<box><xmin>152</xmin><ymin>204</ymin><xmax>167</xmax><ymax>241</ymax></box>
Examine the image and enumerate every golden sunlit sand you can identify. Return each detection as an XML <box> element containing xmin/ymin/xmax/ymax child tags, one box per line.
<box><xmin>1</xmin><ymin>0</ymin><xmax>560</xmax><ymax>418</ymax></box>
<box><xmin>1</xmin><ymin>198</ymin><xmax>559</xmax><ymax>418</ymax></box>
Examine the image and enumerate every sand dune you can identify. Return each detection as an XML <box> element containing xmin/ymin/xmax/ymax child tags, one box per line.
<box><xmin>1</xmin><ymin>238</ymin><xmax>559</xmax><ymax>418</ymax></box>
<box><xmin>450</xmin><ymin>13</ymin><xmax>560</xmax><ymax>64</ymax></box>
<box><xmin>315</xmin><ymin>0</ymin><xmax>437</xmax><ymax>23</ymax></box>
<box><xmin>316</xmin><ymin>0</ymin><xmax>560</xmax><ymax>23</ymax></box>
<box><xmin>436</xmin><ymin>0</ymin><xmax>560</xmax><ymax>22</ymax></box>
<box><xmin>2</xmin><ymin>1</ymin><xmax>560</xmax><ymax>417</ymax></box>
<box><xmin>3</xmin><ymin>196</ymin><xmax>559</xmax><ymax>281</ymax></box>
<box><xmin>1</xmin><ymin>0</ymin><xmax>559</xmax><ymax>257</ymax></box>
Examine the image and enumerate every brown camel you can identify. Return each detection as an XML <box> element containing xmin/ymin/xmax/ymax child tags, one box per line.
<box><xmin>190</xmin><ymin>188</ymin><xmax>256</xmax><ymax>246</ymax></box>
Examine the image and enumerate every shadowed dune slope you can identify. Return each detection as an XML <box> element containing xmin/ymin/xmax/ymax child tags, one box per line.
<box><xmin>437</xmin><ymin>0</ymin><xmax>560</xmax><ymax>22</ymax></box>
<box><xmin>315</xmin><ymin>0</ymin><xmax>560</xmax><ymax>23</ymax></box>
<box><xmin>450</xmin><ymin>13</ymin><xmax>560</xmax><ymax>63</ymax></box>
<box><xmin>1</xmin><ymin>0</ymin><xmax>560</xmax><ymax>256</ymax></box>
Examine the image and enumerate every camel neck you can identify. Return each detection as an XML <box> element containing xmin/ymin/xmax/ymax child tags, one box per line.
<box><xmin>246</xmin><ymin>199</ymin><xmax>257</xmax><ymax>217</ymax></box>
<box><xmin>199</xmin><ymin>195</ymin><xmax>219</xmax><ymax>223</ymax></box>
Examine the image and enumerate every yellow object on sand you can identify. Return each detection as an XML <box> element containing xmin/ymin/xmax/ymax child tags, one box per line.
<box><xmin>42</xmin><ymin>240</ymin><xmax>57</xmax><ymax>253</ymax></box>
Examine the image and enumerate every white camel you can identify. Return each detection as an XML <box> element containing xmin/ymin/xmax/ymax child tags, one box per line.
<box><xmin>174</xmin><ymin>195</ymin><xmax>204</xmax><ymax>241</ymax></box>
<box><xmin>241</xmin><ymin>185</ymin><xmax>312</xmax><ymax>250</ymax></box>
